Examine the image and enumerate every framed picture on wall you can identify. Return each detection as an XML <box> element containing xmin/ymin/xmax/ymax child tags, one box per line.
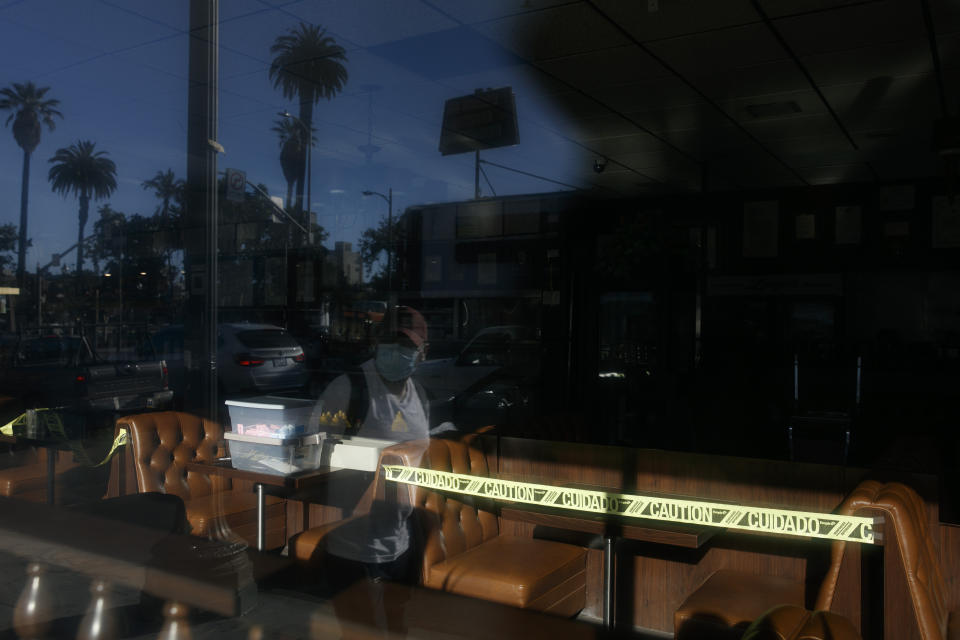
<box><xmin>835</xmin><ymin>205</ymin><xmax>861</xmax><ymax>244</ymax></box>
<box><xmin>743</xmin><ymin>201</ymin><xmax>779</xmax><ymax>257</ymax></box>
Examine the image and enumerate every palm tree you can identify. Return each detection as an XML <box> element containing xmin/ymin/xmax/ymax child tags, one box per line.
<box><xmin>142</xmin><ymin>169</ymin><xmax>184</xmax><ymax>302</ymax></box>
<box><xmin>271</xmin><ymin>118</ymin><xmax>314</xmax><ymax>212</ymax></box>
<box><xmin>142</xmin><ymin>169</ymin><xmax>184</xmax><ymax>222</ymax></box>
<box><xmin>0</xmin><ymin>81</ymin><xmax>62</xmax><ymax>290</ymax></box>
<box><xmin>269</xmin><ymin>22</ymin><xmax>348</xmax><ymax>213</ymax></box>
<box><xmin>48</xmin><ymin>140</ymin><xmax>117</xmax><ymax>278</ymax></box>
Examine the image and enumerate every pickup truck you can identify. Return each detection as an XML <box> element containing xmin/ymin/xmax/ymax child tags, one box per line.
<box><xmin>0</xmin><ymin>335</ymin><xmax>173</xmax><ymax>414</ymax></box>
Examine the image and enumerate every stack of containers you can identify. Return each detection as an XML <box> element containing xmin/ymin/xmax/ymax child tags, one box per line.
<box><xmin>223</xmin><ymin>396</ymin><xmax>322</xmax><ymax>475</ymax></box>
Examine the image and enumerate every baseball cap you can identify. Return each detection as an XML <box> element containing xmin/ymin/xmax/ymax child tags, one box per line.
<box><xmin>383</xmin><ymin>305</ymin><xmax>428</xmax><ymax>348</ymax></box>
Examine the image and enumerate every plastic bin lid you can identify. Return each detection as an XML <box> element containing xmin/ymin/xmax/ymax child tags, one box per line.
<box><xmin>224</xmin><ymin>431</ymin><xmax>314</xmax><ymax>445</ymax></box>
<box><xmin>224</xmin><ymin>395</ymin><xmax>314</xmax><ymax>410</ymax></box>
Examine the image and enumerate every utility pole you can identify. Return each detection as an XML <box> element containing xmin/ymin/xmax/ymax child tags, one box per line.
<box><xmin>35</xmin><ymin>262</ymin><xmax>41</xmax><ymax>334</ymax></box>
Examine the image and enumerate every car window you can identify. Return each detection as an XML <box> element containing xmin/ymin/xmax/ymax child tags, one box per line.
<box><xmin>18</xmin><ymin>337</ymin><xmax>82</xmax><ymax>366</ymax></box>
<box><xmin>236</xmin><ymin>329</ymin><xmax>299</xmax><ymax>350</ymax></box>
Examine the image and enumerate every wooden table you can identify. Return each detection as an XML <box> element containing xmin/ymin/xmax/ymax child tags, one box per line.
<box><xmin>0</xmin><ymin>432</ymin><xmax>72</xmax><ymax>505</ymax></box>
<box><xmin>184</xmin><ymin>460</ymin><xmax>366</xmax><ymax>551</ymax></box>
<box><xmin>501</xmin><ymin>500</ymin><xmax>717</xmax><ymax>631</ymax></box>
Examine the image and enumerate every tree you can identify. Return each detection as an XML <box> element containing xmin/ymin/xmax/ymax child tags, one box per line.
<box><xmin>269</xmin><ymin>23</ymin><xmax>348</xmax><ymax>214</ymax></box>
<box><xmin>48</xmin><ymin>140</ymin><xmax>118</xmax><ymax>279</ymax></box>
<box><xmin>0</xmin><ymin>81</ymin><xmax>62</xmax><ymax>290</ymax></box>
<box><xmin>0</xmin><ymin>223</ymin><xmax>18</xmax><ymax>275</ymax></box>
<box><xmin>141</xmin><ymin>169</ymin><xmax>184</xmax><ymax>222</ymax></box>
<box><xmin>271</xmin><ymin>118</ymin><xmax>311</xmax><ymax>214</ymax></box>
<box><xmin>358</xmin><ymin>212</ymin><xmax>406</xmax><ymax>289</ymax></box>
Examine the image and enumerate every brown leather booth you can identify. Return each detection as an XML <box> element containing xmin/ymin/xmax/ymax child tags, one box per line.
<box><xmin>742</xmin><ymin>605</ymin><xmax>861</xmax><ymax>640</ymax></box>
<box><xmin>292</xmin><ymin>436</ymin><xmax>588</xmax><ymax>617</ymax></box>
<box><xmin>841</xmin><ymin>481</ymin><xmax>957</xmax><ymax>640</ymax></box>
<box><xmin>677</xmin><ymin>479</ymin><xmax>958</xmax><ymax>640</ymax></box>
<box><xmin>107</xmin><ymin>411</ymin><xmax>285</xmax><ymax>549</ymax></box>
<box><xmin>0</xmin><ymin>448</ymin><xmax>77</xmax><ymax>503</ymax></box>
<box><xmin>674</xmin><ymin>483</ymin><xmax>863</xmax><ymax>639</ymax></box>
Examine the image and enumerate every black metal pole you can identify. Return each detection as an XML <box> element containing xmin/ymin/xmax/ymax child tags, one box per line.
<box><xmin>186</xmin><ymin>0</ymin><xmax>219</xmax><ymax>419</ymax></box>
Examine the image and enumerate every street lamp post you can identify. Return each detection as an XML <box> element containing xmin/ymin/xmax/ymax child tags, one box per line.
<box><xmin>280</xmin><ymin>112</ymin><xmax>312</xmax><ymax>244</ymax></box>
<box><xmin>362</xmin><ymin>189</ymin><xmax>393</xmax><ymax>292</ymax></box>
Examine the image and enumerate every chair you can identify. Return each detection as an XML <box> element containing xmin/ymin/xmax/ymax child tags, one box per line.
<box><xmin>292</xmin><ymin>435</ymin><xmax>588</xmax><ymax>617</ymax></box>
<box><xmin>673</xmin><ymin>482</ymin><xmax>865</xmax><ymax>640</ymax></box>
<box><xmin>408</xmin><ymin>436</ymin><xmax>586</xmax><ymax>616</ymax></box>
<box><xmin>107</xmin><ymin>411</ymin><xmax>285</xmax><ymax>549</ymax></box>
<box><xmin>786</xmin><ymin>353</ymin><xmax>860</xmax><ymax>465</ymax></box>
<box><xmin>836</xmin><ymin>481</ymin><xmax>956</xmax><ymax>640</ymax></box>
<box><xmin>741</xmin><ymin>605</ymin><xmax>861</xmax><ymax>640</ymax></box>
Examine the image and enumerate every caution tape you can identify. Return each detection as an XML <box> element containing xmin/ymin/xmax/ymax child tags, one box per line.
<box><xmin>383</xmin><ymin>465</ymin><xmax>878</xmax><ymax>544</ymax></box>
<box><xmin>0</xmin><ymin>409</ymin><xmax>128</xmax><ymax>468</ymax></box>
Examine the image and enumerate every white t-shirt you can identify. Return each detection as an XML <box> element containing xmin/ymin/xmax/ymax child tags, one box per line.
<box><xmin>318</xmin><ymin>359</ymin><xmax>429</xmax><ymax>440</ymax></box>
<box><xmin>317</xmin><ymin>359</ymin><xmax>429</xmax><ymax>563</ymax></box>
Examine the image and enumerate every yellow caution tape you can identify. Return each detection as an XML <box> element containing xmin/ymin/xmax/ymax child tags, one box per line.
<box><xmin>0</xmin><ymin>409</ymin><xmax>128</xmax><ymax>467</ymax></box>
<box><xmin>383</xmin><ymin>465</ymin><xmax>878</xmax><ymax>544</ymax></box>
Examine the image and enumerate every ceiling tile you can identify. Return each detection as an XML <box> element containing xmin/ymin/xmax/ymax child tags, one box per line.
<box><xmin>719</xmin><ymin>89</ymin><xmax>827</xmax><ymax>124</ymax></box>
<box><xmin>473</xmin><ymin>3</ymin><xmax>630</xmax><ymax>62</ymax></box>
<box><xmin>657</xmin><ymin>123</ymin><xmax>756</xmax><ymax>158</ymax></box>
<box><xmin>592</xmin><ymin>76</ymin><xmax>702</xmax><ymax>112</ymax></box>
<box><xmin>536</xmin><ymin>45</ymin><xmax>669</xmax><ymax>89</ymax></box>
<box><xmin>589</xmin><ymin>132</ymin><xmax>677</xmax><ymax>155</ymax></box>
<box><xmin>626</xmin><ymin>101</ymin><xmax>730</xmax><ymax>134</ymax></box>
<box><xmin>938</xmin><ymin>32</ymin><xmax>960</xmax><ymax>69</ymax></box>
<box><xmin>645</xmin><ymin>23</ymin><xmax>788</xmax><ymax>76</ymax></box>
<box><xmin>568</xmin><ymin>114</ymin><xmax>639</xmax><ymax>141</ymax></box>
<box><xmin>424</xmin><ymin>0</ymin><xmax>574</xmax><ymax>25</ymax></box>
<box><xmin>740</xmin><ymin>113</ymin><xmax>842</xmax><ymax>143</ymax></box>
<box><xmin>756</xmin><ymin>0</ymin><xmax>876</xmax><ymax>20</ymax></box>
<box><xmin>692</xmin><ymin>60</ymin><xmax>810</xmax><ymax>102</ymax></box>
<box><xmin>929</xmin><ymin>0</ymin><xmax>960</xmax><ymax>35</ymax></box>
<box><xmin>796</xmin><ymin>164</ymin><xmax>876</xmax><ymax>185</ymax></box>
<box><xmin>801</xmin><ymin>39</ymin><xmax>933</xmax><ymax>87</ymax></box>
<box><xmin>773</xmin><ymin>0</ymin><xmax>925</xmax><ymax>55</ymax></box>
<box><xmin>591</xmin><ymin>0</ymin><xmax>757</xmax><ymax>43</ymax></box>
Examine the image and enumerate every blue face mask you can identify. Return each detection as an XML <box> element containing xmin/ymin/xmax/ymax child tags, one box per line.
<box><xmin>375</xmin><ymin>343</ymin><xmax>420</xmax><ymax>382</ymax></box>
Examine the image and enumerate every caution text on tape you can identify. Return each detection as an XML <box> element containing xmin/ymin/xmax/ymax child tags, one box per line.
<box><xmin>383</xmin><ymin>465</ymin><xmax>878</xmax><ymax>544</ymax></box>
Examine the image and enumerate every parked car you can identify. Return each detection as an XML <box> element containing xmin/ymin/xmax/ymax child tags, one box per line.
<box><xmin>149</xmin><ymin>323</ymin><xmax>309</xmax><ymax>399</ymax></box>
<box><xmin>415</xmin><ymin>325</ymin><xmax>541</xmax><ymax>429</ymax></box>
<box><xmin>0</xmin><ymin>334</ymin><xmax>173</xmax><ymax>415</ymax></box>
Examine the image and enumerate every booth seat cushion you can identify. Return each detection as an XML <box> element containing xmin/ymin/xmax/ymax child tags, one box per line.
<box><xmin>949</xmin><ymin>611</ymin><xmax>960</xmax><ymax>640</ymax></box>
<box><xmin>742</xmin><ymin>605</ymin><xmax>860</xmax><ymax>640</ymax></box>
<box><xmin>675</xmin><ymin>569</ymin><xmax>805</xmax><ymax>640</ymax></box>
<box><xmin>182</xmin><ymin>490</ymin><xmax>283</xmax><ymax>536</ymax></box>
<box><xmin>423</xmin><ymin>536</ymin><xmax>586</xmax><ymax>616</ymax></box>
<box><xmin>0</xmin><ymin>451</ymin><xmax>78</xmax><ymax>501</ymax></box>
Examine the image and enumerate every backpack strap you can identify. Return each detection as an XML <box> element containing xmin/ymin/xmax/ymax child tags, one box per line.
<box><xmin>346</xmin><ymin>368</ymin><xmax>369</xmax><ymax>434</ymax></box>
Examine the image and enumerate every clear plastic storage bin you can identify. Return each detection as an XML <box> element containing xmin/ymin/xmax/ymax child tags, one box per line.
<box><xmin>224</xmin><ymin>396</ymin><xmax>317</xmax><ymax>438</ymax></box>
<box><xmin>224</xmin><ymin>431</ymin><xmax>322</xmax><ymax>475</ymax></box>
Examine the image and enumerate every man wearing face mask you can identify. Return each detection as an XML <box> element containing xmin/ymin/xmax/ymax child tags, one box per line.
<box><xmin>316</xmin><ymin>305</ymin><xmax>431</xmax><ymax>440</ymax></box>
<box><xmin>310</xmin><ymin>306</ymin><xmax>434</xmax><ymax>635</ymax></box>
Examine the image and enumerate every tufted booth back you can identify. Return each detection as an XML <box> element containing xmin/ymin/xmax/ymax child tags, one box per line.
<box><xmin>118</xmin><ymin>411</ymin><xmax>229</xmax><ymax>501</ymax></box>
<box><xmin>395</xmin><ymin>437</ymin><xmax>499</xmax><ymax>582</ymax></box>
<box><xmin>817</xmin><ymin>480</ymin><xmax>947</xmax><ymax>640</ymax></box>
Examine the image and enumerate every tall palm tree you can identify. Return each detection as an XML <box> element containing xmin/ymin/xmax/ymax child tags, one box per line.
<box><xmin>0</xmin><ymin>81</ymin><xmax>62</xmax><ymax>289</ymax></box>
<box><xmin>269</xmin><ymin>22</ymin><xmax>348</xmax><ymax>214</ymax></box>
<box><xmin>142</xmin><ymin>169</ymin><xmax>184</xmax><ymax>302</ymax></box>
<box><xmin>48</xmin><ymin>140</ymin><xmax>117</xmax><ymax>278</ymax></box>
<box><xmin>142</xmin><ymin>169</ymin><xmax>184</xmax><ymax>222</ymax></box>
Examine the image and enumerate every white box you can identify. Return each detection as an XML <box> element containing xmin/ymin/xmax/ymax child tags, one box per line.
<box><xmin>326</xmin><ymin>436</ymin><xmax>399</xmax><ymax>472</ymax></box>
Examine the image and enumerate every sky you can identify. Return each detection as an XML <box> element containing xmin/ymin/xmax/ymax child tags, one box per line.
<box><xmin>0</xmin><ymin>0</ymin><xmax>612</xmax><ymax>273</ymax></box>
